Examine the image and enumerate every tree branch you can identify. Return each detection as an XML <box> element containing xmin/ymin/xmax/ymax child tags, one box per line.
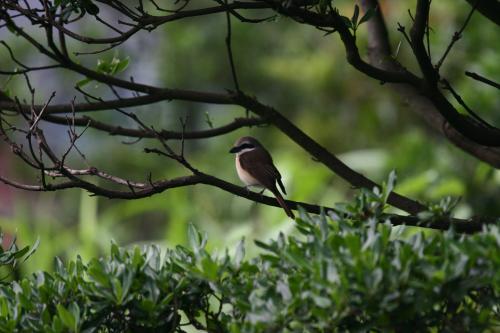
<box><xmin>233</xmin><ymin>93</ymin><xmax>427</xmax><ymax>215</ymax></box>
<box><xmin>464</xmin><ymin>0</ymin><xmax>500</xmax><ymax>26</ymax></box>
<box><xmin>359</xmin><ymin>0</ymin><xmax>500</xmax><ymax>167</ymax></box>
<box><xmin>465</xmin><ymin>71</ymin><xmax>500</xmax><ymax>90</ymax></box>
<box><xmin>1</xmin><ymin>0</ymin><xmax>498</xmax><ymax>233</ymax></box>
<box><xmin>0</xmin><ymin>171</ymin><xmax>491</xmax><ymax>234</ymax></box>
<box><xmin>41</xmin><ymin>114</ymin><xmax>268</xmax><ymax>139</ymax></box>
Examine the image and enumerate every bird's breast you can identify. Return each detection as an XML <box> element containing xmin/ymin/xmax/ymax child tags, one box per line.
<box><xmin>236</xmin><ymin>155</ymin><xmax>263</xmax><ymax>187</ymax></box>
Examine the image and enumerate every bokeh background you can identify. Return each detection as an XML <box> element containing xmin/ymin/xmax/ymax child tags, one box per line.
<box><xmin>0</xmin><ymin>0</ymin><xmax>498</xmax><ymax>274</ymax></box>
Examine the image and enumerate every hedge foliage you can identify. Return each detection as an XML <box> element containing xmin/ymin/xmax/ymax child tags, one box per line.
<box><xmin>1</xmin><ymin>182</ymin><xmax>499</xmax><ymax>332</ymax></box>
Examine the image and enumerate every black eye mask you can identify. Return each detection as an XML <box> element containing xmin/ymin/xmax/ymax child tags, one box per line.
<box><xmin>229</xmin><ymin>143</ymin><xmax>255</xmax><ymax>153</ymax></box>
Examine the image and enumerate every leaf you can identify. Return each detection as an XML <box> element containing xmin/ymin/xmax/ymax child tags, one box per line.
<box><xmin>254</xmin><ymin>240</ymin><xmax>276</xmax><ymax>253</ymax></box>
<box><xmin>22</xmin><ymin>237</ymin><xmax>40</xmax><ymax>263</ymax></box>
<box><xmin>96</xmin><ymin>59</ymin><xmax>109</xmax><ymax>73</ymax></box>
<box><xmin>359</xmin><ymin>6</ymin><xmax>378</xmax><ymax>26</ymax></box>
<box><xmin>340</xmin><ymin>16</ymin><xmax>353</xmax><ymax>30</ymax></box>
<box><xmin>383</xmin><ymin>170</ymin><xmax>397</xmax><ymax>203</ymax></box>
<box><xmin>312</xmin><ymin>295</ymin><xmax>331</xmax><ymax>308</ymax></box>
<box><xmin>234</xmin><ymin>238</ymin><xmax>245</xmax><ymax>268</ymax></box>
<box><xmin>132</xmin><ymin>246</ymin><xmax>143</xmax><ymax>268</ymax></box>
<box><xmin>57</xmin><ymin>304</ymin><xmax>76</xmax><ymax>331</ymax></box>
<box><xmin>54</xmin><ymin>257</ymin><xmax>66</xmax><ymax>276</ymax></box>
<box><xmin>68</xmin><ymin>302</ymin><xmax>80</xmax><ymax>331</ymax></box>
<box><xmin>109</xmin><ymin>57</ymin><xmax>121</xmax><ymax>75</ymax></box>
<box><xmin>76</xmin><ymin>78</ymin><xmax>93</xmax><ymax>88</ymax></box>
<box><xmin>120</xmin><ymin>269</ymin><xmax>134</xmax><ymax>303</ymax></box>
<box><xmin>277</xmin><ymin>280</ymin><xmax>292</xmax><ymax>301</ymax></box>
<box><xmin>115</xmin><ymin>57</ymin><xmax>130</xmax><ymax>73</ymax></box>
<box><xmin>110</xmin><ymin>242</ymin><xmax>120</xmax><ymax>258</ymax></box>
<box><xmin>111</xmin><ymin>278</ymin><xmax>123</xmax><ymax>304</ymax></box>
<box><xmin>351</xmin><ymin>4</ymin><xmax>360</xmax><ymax>27</ymax></box>
<box><xmin>200</xmin><ymin>257</ymin><xmax>218</xmax><ymax>280</ymax></box>
<box><xmin>12</xmin><ymin>246</ymin><xmax>30</xmax><ymax>259</ymax></box>
<box><xmin>388</xmin><ymin>170</ymin><xmax>397</xmax><ymax>190</ymax></box>
<box><xmin>87</xmin><ymin>261</ymin><xmax>110</xmax><ymax>287</ymax></box>
<box><xmin>187</xmin><ymin>223</ymin><xmax>202</xmax><ymax>251</ymax></box>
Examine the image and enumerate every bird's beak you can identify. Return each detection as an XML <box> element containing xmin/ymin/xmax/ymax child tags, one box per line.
<box><xmin>229</xmin><ymin>147</ymin><xmax>238</xmax><ymax>154</ymax></box>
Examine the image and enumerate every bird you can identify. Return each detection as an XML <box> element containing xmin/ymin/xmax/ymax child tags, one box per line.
<box><xmin>229</xmin><ymin>136</ymin><xmax>294</xmax><ymax>219</ymax></box>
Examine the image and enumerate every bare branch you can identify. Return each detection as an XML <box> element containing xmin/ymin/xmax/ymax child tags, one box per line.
<box><xmin>464</xmin><ymin>0</ymin><xmax>500</xmax><ymax>26</ymax></box>
<box><xmin>41</xmin><ymin>114</ymin><xmax>268</xmax><ymax>140</ymax></box>
<box><xmin>222</xmin><ymin>0</ymin><xmax>241</xmax><ymax>92</ymax></box>
<box><xmin>465</xmin><ymin>71</ymin><xmax>500</xmax><ymax>90</ymax></box>
<box><xmin>435</xmin><ymin>1</ymin><xmax>477</xmax><ymax>71</ymax></box>
<box><xmin>0</xmin><ymin>171</ymin><xmax>491</xmax><ymax>234</ymax></box>
<box><xmin>441</xmin><ymin>79</ymin><xmax>492</xmax><ymax>129</ymax></box>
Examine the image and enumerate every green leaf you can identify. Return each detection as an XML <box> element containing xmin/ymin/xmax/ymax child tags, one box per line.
<box><xmin>57</xmin><ymin>304</ymin><xmax>76</xmax><ymax>331</ymax></box>
<box><xmin>76</xmin><ymin>78</ymin><xmax>93</xmax><ymax>88</ymax></box>
<box><xmin>132</xmin><ymin>246</ymin><xmax>143</xmax><ymax>268</ymax></box>
<box><xmin>111</xmin><ymin>278</ymin><xmax>123</xmax><ymax>304</ymax></box>
<box><xmin>12</xmin><ymin>246</ymin><xmax>30</xmax><ymax>259</ymax></box>
<box><xmin>110</xmin><ymin>242</ymin><xmax>120</xmax><ymax>258</ymax></box>
<box><xmin>234</xmin><ymin>238</ymin><xmax>245</xmax><ymax>268</ymax></box>
<box><xmin>200</xmin><ymin>257</ymin><xmax>218</xmax><ymax>280</ymax></box>
<box><xmin>68</xmin><ymin>302</ymin><xmax>80</xmax><ymax>332</ymax></box>
<box><xmin>87</xmin><ymin>261</ymin><xmax>110</xmax><ymax>287</ymax></box>
<box><xmin>115</xmin><ymin>57</ymin><xmax>130</xmax><ymax>73</ymax></box>
<box><xmin>312</xmin><ymin>295</ymin><xmax>331</xmax><ymax>308</ymax></box>
<box><xmin>96</xmin><ymin>59</ymin><xmax>109</xmax><ymax>73</ymax></box>
<box><xmin>254</xmin><ymin>240</ymin><xmax>276</xmax><ymax>253</ymax></box>
<box><xmin>187</xmin><ymin>223</ymin><xmax>205</xmax><ymax>252</ymax></box>
<box><xmin>386</xmin><ymin>170</ymin><xmax>397</xmax><ymax>193</ymax></box>
<box><xmin>22</xmin><ymin>237</ymin><xmax>40</xmax><ymax>263</ymax></box>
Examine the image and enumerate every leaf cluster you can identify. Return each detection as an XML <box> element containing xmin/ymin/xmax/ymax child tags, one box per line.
<box><xmin>77</xmin><ymin>56</ymin><xmax>130</xmax><ymax>88</ymax></box>
<box><xmin>0</xmin><ymin>233</ymin><xmax>39</xmax><ymax>284</ymax></box>
<box><xmin>0</xmin><ymin>186</ymin><xmax>499</xmax><ymax>332</ymax></box>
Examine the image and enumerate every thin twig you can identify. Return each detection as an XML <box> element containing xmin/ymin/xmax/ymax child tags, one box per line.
<box><xmin>435</xmin><ymin>1</ymin><xmax>478</xmax><ymax>71</ymax></box>
<box><xmin>441</xmin><ymin>79</ymin><xmax>493</xmax><ymax>128</ymax></box>
<box><xmin>465</xmin><ymin>71</ymin><xmax>500</xmax><ymax>90</ymax></box>
<box><xmin>223</xmin><ymin>0</ymin><xmax>241</xmax><ymax>92</ymax></box>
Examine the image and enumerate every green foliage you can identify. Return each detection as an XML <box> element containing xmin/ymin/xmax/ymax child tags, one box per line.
<box><xmin>0</xmin><ymin>233</ymin><xmax>39</xmax><ymax>283</ymax></box>
<box><xmin>0</xmin><ymin>188</ymin><xmax>499</xmax><ymax>332</ymax></box>
<box><xmin>340</xmin><ymin>4</ymin><xmax>377</xmax><ymax>36</ymax></box>
<box><xmin>315</xmin><ymin>2</ymin><xmax>377</xmax><ymax>35</ymax></box>
<box><xmin>77</xmin><ymin>55</ymin><xmax>129</xmax><ymax>87</ymax></box>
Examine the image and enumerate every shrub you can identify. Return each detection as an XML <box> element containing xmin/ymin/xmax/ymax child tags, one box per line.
<box><xmin>0</xmin><ymin>188</ymin><xmax>499</xmax><ymax>332</ymax></box>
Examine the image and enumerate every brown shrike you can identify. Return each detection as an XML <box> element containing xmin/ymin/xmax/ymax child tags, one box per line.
<box><xmin>229</xmin><ymin>136</ymin><xmax>294</xmax><ymax>219</ymax></box>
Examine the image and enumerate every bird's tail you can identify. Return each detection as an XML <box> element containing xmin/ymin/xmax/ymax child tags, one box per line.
<box><xmin>272</xmin><ymin>189</ymin><xmax>295</xmax><ymax>219</ymax></box>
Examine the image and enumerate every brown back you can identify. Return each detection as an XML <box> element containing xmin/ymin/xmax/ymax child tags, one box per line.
<box><xmin>238</xmin><ymin>149</ymin><xmax>282</xmax><ymax>190</ymax></box>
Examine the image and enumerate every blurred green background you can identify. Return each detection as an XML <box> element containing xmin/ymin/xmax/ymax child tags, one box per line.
<box><xmin>0</xmin><ymin>0</ymin><xmax>498</xmax><ymax>274</ymax></box>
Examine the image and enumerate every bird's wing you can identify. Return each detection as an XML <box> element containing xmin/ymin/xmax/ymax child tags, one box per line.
<box><xmin>239</xmin><ymin>149</ymin><xmax>282</xmax><ymax>190</ymax></box>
